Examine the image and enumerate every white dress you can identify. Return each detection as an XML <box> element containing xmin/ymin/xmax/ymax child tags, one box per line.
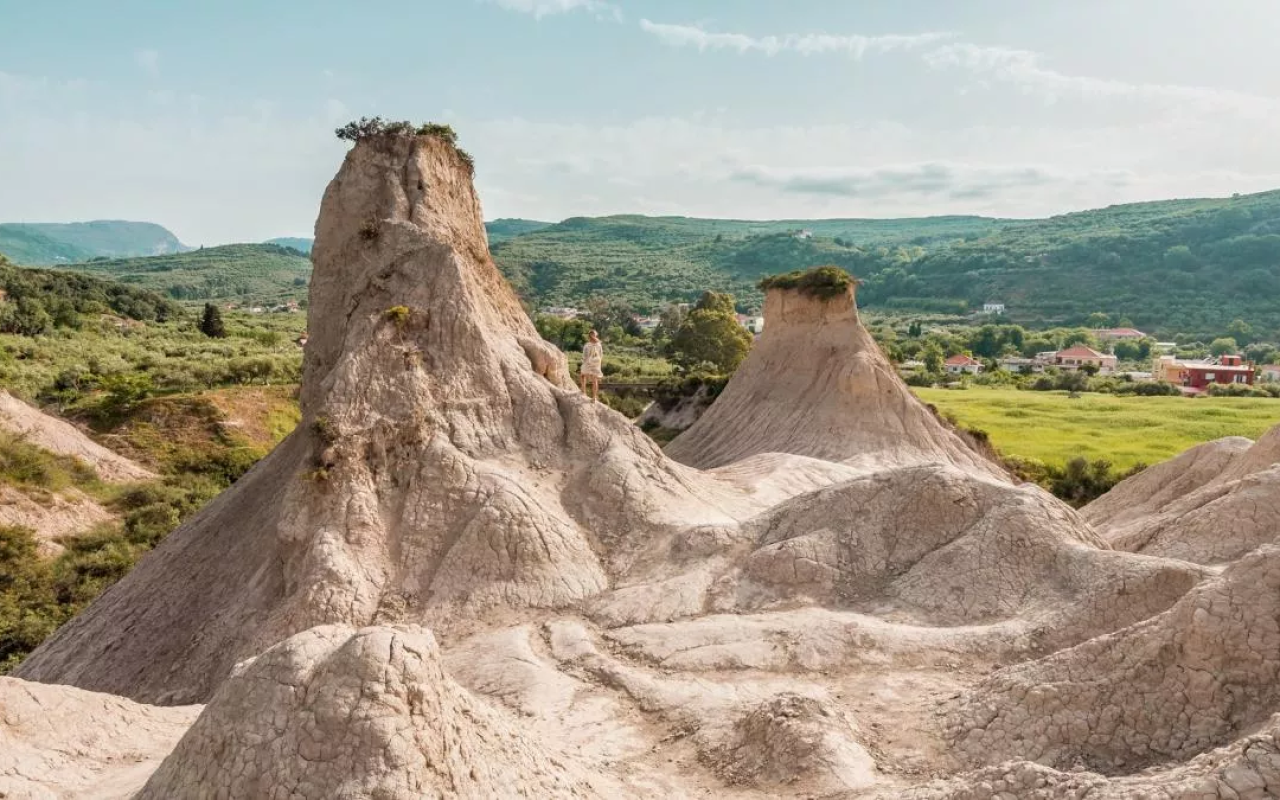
<box><xmin>581</xmin><ymin>342</ymin><xmax>604</xmax><ymax>378</ymax></box>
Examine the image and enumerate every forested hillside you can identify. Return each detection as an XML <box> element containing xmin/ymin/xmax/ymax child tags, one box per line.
<box><xmin>492</xmin><ymin>214</ymin><xmax>999</xmax><ymax>310</ymax></box>
<box><xmin>0</xmin><ymin>254</ymin><xmax>180</xmax><ymax>333</ymax></box>
<box><xmin>0</xmin><ymin>221</ymin><xmax>188</xmax><ymax>264</ymax></box>
<box><xmin>43</xmin><ymin>244</ymin><xmax>311</xmax><ymax>305</ymax></box>
<box><xmin>490</xmin><ymin>191</ymin><xmax>1280</xmax><ymax>340</ymax></box>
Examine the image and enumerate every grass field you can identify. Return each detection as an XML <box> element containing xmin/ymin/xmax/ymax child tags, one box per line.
<box><xmin>913</xmin><ymin>387</ymin><xmax>1280</xmax><ymax>471</ymax></box>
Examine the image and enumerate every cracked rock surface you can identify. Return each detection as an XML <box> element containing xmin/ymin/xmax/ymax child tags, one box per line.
<box><xmin>137</xmin><ymin>625</ymin><xmax>609</xmax><ymax>799</ymax></box>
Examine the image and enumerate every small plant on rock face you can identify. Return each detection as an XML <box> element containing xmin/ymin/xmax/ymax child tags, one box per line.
<box><xmin>312</xmin><ymin>415</ymin><xmax>337</xmax><ymax>444</ymax></box>
<box><xmin>358</xmin><ymin>220</ymin><xmax>380</xmax><ymax>241</ymax></box>
<box><xmin>303</xmin><ymin>467</ymin><xmax>329</xmax><ymax>483</ymax></box>
<box><xmin>384</xmin><ymin>305</ymin><xmax>411</xmax><ymax>329</ymax></box>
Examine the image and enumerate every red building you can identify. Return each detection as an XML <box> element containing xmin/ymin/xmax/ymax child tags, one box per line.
<box><xmin>1182</xmin><ymin>354</ymin><xmax>1255</xmax><ymax>390</ymax></box>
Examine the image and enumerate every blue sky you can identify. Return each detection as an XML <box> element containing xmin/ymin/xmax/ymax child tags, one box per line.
<box><xmin>2</xmin><ymin>0</ymin><xmax>1279</xmax><ymax>244</ymax></box>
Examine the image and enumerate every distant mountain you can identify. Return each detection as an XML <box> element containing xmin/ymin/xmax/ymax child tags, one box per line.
<box><xmin>0</xmin><ymin>221</ymin><xmax>189</xmax><ymax>265</ymax></box>
<box><xmin>486</xmin><ymin>218</ymin><xmax>554</xmax><ymax>244</ymax></box>
<box><xmin>47</xmin><ymin>243</ymin><xmax>311</xmax><ymax>305</ymax></box>
<box><xmin>264</xmin><ymin>237</ymin><xmax>313</xmax><ymax>254</ymax></box>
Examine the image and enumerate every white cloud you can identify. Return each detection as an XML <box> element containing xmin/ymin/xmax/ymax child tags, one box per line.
<box><xmin>481</xmin><ymin>0</ymin><xmax>618</xmax><ymax>21</ymax></box>
<box><xmin>638</xmin><ymin>20</ymin><xmax>952</xmax><ymax>57</ymax></box>
<box><xmin>729</xmin><ymin>162</ymin><xmax>1132</xmax><ymax>201</ymax></box>
<box><xmin>134</xmin><ymin>48</ymin><xmax>160</xmax><ymax>75</ymax></box>
<box><xmin>924</xmin><ymin>43</ymin><xmax>1278</xmax><ymax>117</ymax></box>
<box><xmin>454</xmin><ymin>114</ymin><xmax>1280</xmax><ymax>223</ymax></box>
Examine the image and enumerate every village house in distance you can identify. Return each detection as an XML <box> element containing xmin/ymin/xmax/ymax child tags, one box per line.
<box><xmin>914</xmin><ymin>318</ymin><xmax>1262</xmax><ymax>394</ymax></box>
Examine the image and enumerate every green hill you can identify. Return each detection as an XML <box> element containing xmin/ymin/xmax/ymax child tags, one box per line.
<box><xmin>0</xmin><ymin>221</ymin><xmax>188</xmax><ymax>264</ymax></box>
<box><xmin>486</xmin><ymin>218</ymin><xmax>554</xmax><ymax>244</ymax></box>
<box><xmin>489</xmin><ymin>192</ymin><xmax>1280</xmax><ymax>340</ymax></box>
<box><xmin>264</xmin><ymin>237</ymin><xmax>313</xmax><ymax>253</ymax></box>
<box><xmin>47</xmin><ymin>244</ymin><xmax>311</xmax><ymax>306</ymax></box>
<box><xmin>491</xmin><ymin>214</ymin><xmax>1000</xmax><ymax>309</ymax></box>
<box><xmin>0</xmin><ymin>253</ymin><xmax>180</xmax><ymax>333</ymax></box>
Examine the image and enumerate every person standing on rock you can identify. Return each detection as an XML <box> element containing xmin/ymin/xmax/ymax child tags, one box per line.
<box><xmin>580</xmin><ymin>329</ymin><xmax>603</xmax><ymax>401</ymax></box>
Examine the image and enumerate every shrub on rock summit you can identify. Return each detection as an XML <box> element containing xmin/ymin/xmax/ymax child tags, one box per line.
<box><xmin>335</xmin><ymin>117</ymin><xmax>473</xmax><ymax>171</ymax></box>
<box><xmin>758</xmin><ymin>266</ymin><xmax>858</xmax><ymax>300</ymax></box>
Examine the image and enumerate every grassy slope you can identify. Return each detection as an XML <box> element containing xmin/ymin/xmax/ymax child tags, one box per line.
<box><xmin>44</xmin><ymin>243</ymin><xmax>312</xmax><ymax>305</ymax></box>
<box><xmin>915</xmin><ymin>386</ymin><xmax>1280</xmax><ymax>471</ymax></box>
<box><xmin>0</xmin><ymin>221</ymin><xmax>187</xmax><ymax>264</ymax></box>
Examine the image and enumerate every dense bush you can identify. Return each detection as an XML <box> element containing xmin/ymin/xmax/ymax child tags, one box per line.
<box><xmin>1005</xmin><ymin>456</ymin><xmax>1147</xmax><ymax>507</ymax></box>
<box><xmin>1207</xmin><ymin>382</ymin><xmax>1280</xmax><ymax>398</ymax></box>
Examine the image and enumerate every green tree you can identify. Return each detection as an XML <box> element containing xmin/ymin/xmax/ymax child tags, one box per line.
<box><xmin>1085</xmin><ymin>312</ymin><xmax>1111</xmax><ymax>328</ymax></box>
<box><xmin>667</xmin><ymin>292</ymin><xmax>752</xmax><ymax>373</ymax></box>
<box><xmin>199</xmin><ymin>303</ymin><xmax>227</xmax><ymax>338</ymax></box>
<box><xmin>694</xmin><ymin>290</ymin><xmax>736</xmax><ymax>315</ymax></box>
<box><xmin>921</xmin><ymin>341</ymin><xmax>945</xmax><ymax>374</ymax></box>
<box><xmin>1210</xmin><ymin>337</ymin><xmax>1240</xmax><ymax>356</ymax></box>
<box><xmin>1226</xmin><ymin>319</ymin><xmax>1254</xmax><ymax>346</ymax></box>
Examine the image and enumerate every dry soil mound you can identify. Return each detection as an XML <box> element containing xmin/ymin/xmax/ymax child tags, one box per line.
<box><xmin>0</xmin><ymin>391</ymin><xmax>153</xmax><ymax>483</ymax></box>
<box><xmin>1086</xmin><ymin>425</ymin><xmax>1280</xmax><ymax>564</ymax></box>
<box><xmin>947</xmin><ymin>544</ymin><xmax>1280</xmax><ymax>774</ymax></box>
<box><xmin>665</xmin><ymin>284</ymin><xmax>1004</xmax><ymax>477</ymax></box>
<box><xmin>138</xmin><ymin>624</ymin><xmax>607</xmax><ymax>799</ymax></box>
<box><xmin>0</xmin><ymin>677</ymin><xmax>198</xmax><ymax>799</ymax></box>
<box><xmin>588</xmin><ymin>463</ymin><xmax>1201</xmax><ymax>648</ymax></box>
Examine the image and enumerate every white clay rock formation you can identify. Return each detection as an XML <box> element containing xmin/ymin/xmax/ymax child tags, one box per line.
<box><xmin>947</xmin><ymin>545</ymin><xmax>1280</xmax><ymax>773</ymax></box>
<box><xmin>665</xmin><ymin>281</ymin><xmax>1006</xmax><ymax>477</ymax></box>
<box><xmin>1086</xmin><ymin>426</ymin><xmax>1280</xmax><ymax>564</ymax></box>
<box><xmin>8</xmin><ymin>129</ymin><xmax>1280</xmax><ymax>797</ymax></box>
<box><xmin>137</xmin><ymin>625</ymin><xmax>609</xmax><ymax>799</ymax></box>
<box><xmin>0</xmin><ymin>677</ymin><xmax>198</xmax><ymax>799</ymax></box>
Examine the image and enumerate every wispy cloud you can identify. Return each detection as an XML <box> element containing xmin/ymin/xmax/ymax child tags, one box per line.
<box><xmin>924</xmin><ymin>43</ymin><xmax>1277</xmax><ymax>117</ymax></box>
<box><xmin>638</xmin><ymin>20</ymin><xmax>951</xmax><ymax>57</ymax></box>
<box><xmin>728</xmin><ymin>162</ymin><xmax>1111</xmax><ymax>201</ymax></box>
<box><xmin>134</xmin><ymin>48</ymin><xmax>160</xmax><ymax>75</ymax></box>
<box><xmin>480</xmin><ymin>0</ymin><xmax>618</xmax><ymax>21</ymax></box>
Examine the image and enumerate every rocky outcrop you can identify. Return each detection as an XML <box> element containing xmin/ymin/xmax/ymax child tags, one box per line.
<box><xmin>1087</xmin><ymin>426</ymin><xmax>1280</xmax><ymax>564</ymax></box>
<box><xmin>138</xmin><ymin>625</ymin><xmax>608</xmax><ymax>799</ymax></box>
<box><xmin>14</xmin><ymin>133</ymin><xmax>759</xmax><ymax>704</ymax></box>
<box><xmin>666</xmin><ymin>284</ymin><xmax>1004</xmax><ymax>477</ymax></box>
<box><xmin>947</xmin><ymin>545</ymin><xmax>1280</xmax><ymax>773</ymax></box>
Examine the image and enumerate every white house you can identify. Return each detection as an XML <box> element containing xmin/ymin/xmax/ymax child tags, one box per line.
<box><xmin>944</xmin><ymin>354</ymin><xmax>984</xmax><ymax>375</ymax></box>
<box><xmin>983</xmin><ymin>302</ymin><xmax>1006</xmax><ymax>315</ymax></box>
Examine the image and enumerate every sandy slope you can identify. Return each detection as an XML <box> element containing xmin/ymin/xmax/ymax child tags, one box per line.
<box><xmin>0</xmin><ymin>391</ymin><xmax>153</xmax><ymax>483</ymax></box>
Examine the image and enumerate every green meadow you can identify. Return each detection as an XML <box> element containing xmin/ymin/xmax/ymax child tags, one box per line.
<box><xmin>913</xmin><ymin>386</ymin><xmax>1280</xmax><ymax>471</ymax></box>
